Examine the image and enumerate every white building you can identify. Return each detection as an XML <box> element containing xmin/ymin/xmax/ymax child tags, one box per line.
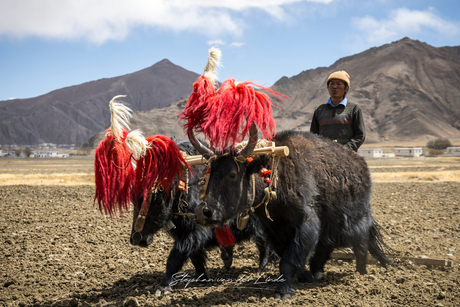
<box><xmin>33</xmin><ymin>151</ymin><xmax>69</xmax><ymax>158</ymax></box>
<box><xmin>444</xmin><ymin>147</ymin><xmax>460</xmax><ymax>157</ymax></box>
<box><xmin>358</xmin><ymin>148</ymin><xmax>383</xmax><ymax>158</ymax></box>
<box><xmin>395</xmin><ymin>147</ymin><xmax>423</xmax><ymax>158</ymax></box>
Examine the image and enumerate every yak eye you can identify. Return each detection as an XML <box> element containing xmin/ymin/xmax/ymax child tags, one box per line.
<box><xmin>228</xmin><ymin>171</ymin><xmax>238</xmax><ymax>181</ymax></box>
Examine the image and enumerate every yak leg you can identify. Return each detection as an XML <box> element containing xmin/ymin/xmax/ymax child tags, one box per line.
<box><xmin>274</xmin><ymin>257</ymin><xmax>297</xmax><ymax>300</ymax></box>
<box><xmin>158</xmin><ymin>247</ymin><xmax>191</xmax><ymax>294</ymax></box>
<box><xmin>254</xmin><ymin>236</ymin><xmax>274</xmax><ymax>273</ymax></box>
<box><xmin>275</xmin><ymin>224</ymin><xmax>317</xmax><ymax>299</ymax></box>
<box><xmin>189</xmin><ymin>248</ymin><xmax>208</xmax><ymax>278</ymax></box>
<box><xmin>309</xmin><ymin>243</ymin><xmax>334</xmax><ymax>280</ymax></box>
<box><xmin>353</xmin><ymin>241</ymin><xmax>369</xmax><ymax>275</ymax></box>
<box><xmin>219</xmin><ymin>245</ymin><xmax>234</xmax><ymax>269</ymax></box>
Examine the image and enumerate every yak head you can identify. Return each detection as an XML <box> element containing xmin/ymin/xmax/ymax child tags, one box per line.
<box><xmin>129</xmin><ymin>139</ymin><xmax>203</xmax><ymax>246</ymax></box>
<box><xmin>189</xmin><ymin>125</ymin><xmax>270</xmax><ymax>226</ymax></box>
<box><xmin>130</xmin><ymin>188</ymin><xmax>173</xmax><ymax>247</ymax></box>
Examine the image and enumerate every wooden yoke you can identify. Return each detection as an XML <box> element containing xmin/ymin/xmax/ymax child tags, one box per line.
<box><xmin>185</xmin><ymin>144</ymin><xmax>290</xmax><ymax>166</ymax></box>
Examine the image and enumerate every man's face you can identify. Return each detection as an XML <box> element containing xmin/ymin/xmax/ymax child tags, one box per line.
<box><xmin>328</xmin><ymin>79</ymin><xmax>347</xmax><ymax>101</ymax></box>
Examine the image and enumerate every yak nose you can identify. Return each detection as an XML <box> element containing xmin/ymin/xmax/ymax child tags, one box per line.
<box><xmin>196</xmin><ymin>202</ymin><xmax>214</xmax><ymax>223</ymax></box>
<box><xmin>130</xmin><ymin>232</ymin><xmax>145</xmax><ymax>246</ymax></box>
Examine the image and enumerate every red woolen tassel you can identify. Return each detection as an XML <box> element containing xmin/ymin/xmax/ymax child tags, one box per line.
<box><xmin>179</xmin><ymin>76</ymin><xmax>217</xmax><ymax>136</ymax></box>
<box><xmin>94</xmin><ymin>128</ymin><xmax>134</xmax><ymax>217</ymax></box>
<box><xmin>202</xmin><ymin>79</ymin><xmax>287</xmax><ymax>152</ymax></box>
<box><xmin>134</xmin><ymin>135</ymin><xmax>190</xmax><ymax>204</ymax></box>
<box><xmin>214</xmin><ymin>225</ymin><xmax>236</xmax><ymax>247</ymax></box>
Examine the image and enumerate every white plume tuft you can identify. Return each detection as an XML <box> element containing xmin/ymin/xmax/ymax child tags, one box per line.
<box><xmin>203</xmin><ymin>47</ymin><xmax>222</xmax><ymax>84</ymax></box>
<box><xmin>125</xmin><ymin>130</ymin><xmax>150</xmax><ymax>160</ymax></box>
<box><xmin>109</xmin><ymin>95</ymin><xmax>131</xmax><ymax>141</ymax></box>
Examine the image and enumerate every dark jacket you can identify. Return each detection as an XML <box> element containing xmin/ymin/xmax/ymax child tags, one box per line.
<box><xmin>310</xmin><ymin>101</ymin><xmax>365</xmax><ymax>152</ymax></box>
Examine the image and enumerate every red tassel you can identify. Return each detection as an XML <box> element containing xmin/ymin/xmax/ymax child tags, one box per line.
<box><xmin>179</xmin><ymin>75</ymin><xmax>217</xmax><ymax>136</ymax></box>
<box><xmin>94</xmin><ymin>128</ymin><xmax>134</xmax><ymax>217</ymax></box>
<box><xmin>134</xmin><ymin>135</ymin><xmax>190</xmax><ymax>204</ymax></box>
<box><xmin>202</xmin><ymin>79</ymin><xmax>287</xmax><ymax>151</ymax></box>
<box><xmin>214</xmin><ymin>225</ymin><xmax>236</xmax><ymax>247</ymax></box>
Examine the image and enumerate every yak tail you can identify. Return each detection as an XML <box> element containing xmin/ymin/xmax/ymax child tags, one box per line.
<box><xmin>368</xmin><ymin>220</ymin><xmax>397</xmax><ymax>267</ymax></box>
<box><xmin>109</xmin><ymin>95</ymin><xmax>132</xmax><ymax>141</ymax></box>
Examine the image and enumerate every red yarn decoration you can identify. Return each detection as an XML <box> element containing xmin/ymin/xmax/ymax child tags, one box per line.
<box><xmin>94</xmin><ymin>128</ymin><xmax>134</xmax><ymax>217</ymax></box>
<box><xmin>203</xmin><ymin>79</ymin><xmax>286</xmax><ymax>151</ymax></box>
<box><xmin>179</xmin><ymin>75</ymin><xmax>217</xmax><ymax>136</ymax></box>
<box><xmin>214</xmin><ymin>225</ymin><xmax>236</xmax><ymax>247</ymax></box>
<box><xmin>134</xmin><ymin>135</ymin><xmax>190</xmax><ymax>205</ymax></box>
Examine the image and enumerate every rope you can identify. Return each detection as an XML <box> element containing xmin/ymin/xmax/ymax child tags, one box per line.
<box><xmin>111</xmin><ymin>153</ymin><xmax>133</xmax><ymax>169</ymax></box>
<box><xmin>239</xmin><ymin>153</ymin><xmax>279</xmax><ymax>223</ymax></box>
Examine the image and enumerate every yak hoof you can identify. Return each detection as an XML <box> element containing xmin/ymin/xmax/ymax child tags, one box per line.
<box><xmin>274</xmin><ymin>292</ymin><xmax>293</xmax><ymax>300</ymax></box>
<box><xmin>314</xmin><ymin>272</ymin><xmax>323</xmax><ymax>280</ymax></box>
<box><xmin>223</xmin><ymin>258</ymin><xmax>233</xmax><ymax>269</ymax></box>
<box><xmin>155</xmin><ymin>285</ymin><xmax>173</xmax><ymax>297</ymax></box>
<box><xmin>274</xmin><ymin>288</ymin><xmax>295</xmax><ymax>301</ymax></box>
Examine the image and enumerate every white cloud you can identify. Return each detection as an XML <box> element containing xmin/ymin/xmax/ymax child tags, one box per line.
<box><xmin>208</xmin><ymin>39</ymin><xmax>226</xmax><ymax>45</ymax></box>
<box><xmin>352</xmin><ymin>8</ymin><xmax>460</xmax><ymax>44</ymax></box>
<box><xmin>0</xmin><ymin>0</ymin><xmax>334</xmax><ymax>44</ymax></box>
<box><xmin>230</xmin><ymin>42</ymin><xmax>246</xmax><ymax>47</ymax></box>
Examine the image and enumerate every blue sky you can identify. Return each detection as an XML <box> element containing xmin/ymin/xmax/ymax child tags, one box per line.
<box><xmin>1</xmin><ymin>0</ymin><xmax>459</xmax><ymax>101</ymax></box>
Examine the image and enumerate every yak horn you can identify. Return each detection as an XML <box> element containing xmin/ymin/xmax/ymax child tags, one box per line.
<box><xmin>188</xmin><ymin>131</ymin><xmax>213</xmax><ymax>158</ymax></box>
<box><xmin>239</xmin><ymin>123</ymin><xmax>259</xmax><ymax>158</ymax></box>
<box><xmin>109</xmin><ymin>95</ymin><xmax>131</xmax><ymax>141</ymax></box>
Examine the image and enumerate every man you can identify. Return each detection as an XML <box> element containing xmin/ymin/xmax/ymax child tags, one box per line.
<box><xmin>310</xmin><ymin>70</ymin><xmax>365</xmax><ymax>152</ymax></box>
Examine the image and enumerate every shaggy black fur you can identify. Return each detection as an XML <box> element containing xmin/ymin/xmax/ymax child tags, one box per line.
<box><xmin>195</xmin><ymin>131</ymin><xmax>395</xmax><ymax>299</ymax></box>
<box><xmin>130</xmin><ymin>140</ymin><xmax>273</xmax><ymax>294</ymax></box>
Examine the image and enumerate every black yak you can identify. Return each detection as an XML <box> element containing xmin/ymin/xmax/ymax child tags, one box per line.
<box><xmin>130</xmin><ymin>139</ymin><xmax>274</xmax><ymax>295</ymax></box>
<box><xmin>192</xmin><ymin>130</ymin><xmax>395</xmax><ymax>299</ymax></box>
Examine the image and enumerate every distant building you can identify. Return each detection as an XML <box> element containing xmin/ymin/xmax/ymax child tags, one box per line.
<box><xmin>444</xmin><ymin>147</ymin><xmax>460</xmax><ymax>157</ymax></box>
<box><xmin>33</xmin><ymin>151</ymin><xmax>69</xmax><ymax>158</ymax></box>
<box><xmin>358</xmin><ymin>148</ymin><xmax>383</xmax><ymax>158</ymax></box>
<box><xmin>395</xmin><ymin>147</ymin><xmax>423</xmax><ymax>158</ymax></box>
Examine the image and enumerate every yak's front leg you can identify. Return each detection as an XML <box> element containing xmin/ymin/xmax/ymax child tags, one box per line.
<box><xmin>157</xmin><ymin>246</ymin><xmax>192</xmax><ymax>296</ymax></box>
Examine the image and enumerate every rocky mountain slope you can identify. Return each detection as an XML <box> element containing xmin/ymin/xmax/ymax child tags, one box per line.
<box><xmin>3</xmin><ymin>37</ymin><xmax>460</xmax><ymax>149</ymax></box>
<box><xmin>83</xmin><ymin>37</ymin><xmax>460</xmax><ymax>151</ymax></box>
<box><xmin>270</xmin><ymin>37</ymin><xmax>460</xmax><ymax>143</ymax></box>
<box><xmin>0</xmin><ymin>60</ymin><xmax>199</xmax><ymax>146</ymax></box>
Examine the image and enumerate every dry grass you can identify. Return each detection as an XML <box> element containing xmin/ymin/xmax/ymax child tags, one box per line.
<box><xmin>0</xmin><ymin>173</ymin><xmax>94</xmax><ymax>185</ymax></box>
<box><xmin>1</xmin><ymin>156</ymin><xmax>460</xmax><ymax>185</ymax></box>
<box><xmin>371</xmin><ymin>170</ymin><xmax>460</xmax><ymax>182</ymax></box>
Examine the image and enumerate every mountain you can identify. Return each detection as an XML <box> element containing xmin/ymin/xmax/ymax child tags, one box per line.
<box><xmin>271</xmin><ymin>37</ymin><xmax>460</xmax><ymax>143</ymax></box>
<box><xmin>83</xmin><ymin>37</ymin><xmax>460</xmax><ymax>151</ymax></box>
<box><xmin>0</xmin><ymin>59</ymin><xmax>199</xmax><ymax>146</ymax></box>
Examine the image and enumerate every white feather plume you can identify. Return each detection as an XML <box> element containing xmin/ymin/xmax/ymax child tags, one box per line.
<box><xmin>109</xmin><ymin>95</ymin><xmax>131</xmax><ymax>141</ymax></box>
<box><xmin>203</xmin><ymin>47</ymin><xmax>222</xmax><ymax>84</ymax></box>
<box><xmin>125</xmin><ymin>130</ymin><xmax>150</xmax><ymax>160</ymax></box>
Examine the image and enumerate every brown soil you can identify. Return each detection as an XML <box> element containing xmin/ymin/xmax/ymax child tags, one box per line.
<box><xmin>1</xmin><ymin>157</ymin><xmax>459</xmax><ymax>306</ymax></box>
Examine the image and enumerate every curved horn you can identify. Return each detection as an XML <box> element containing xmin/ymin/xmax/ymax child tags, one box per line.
<box><xmin>240</xmin><ymin>123</ymin><xmax>259</xmax><ymax>158</ymax></box>
<box><xmin>187</xmin><ymin>130</ymin><xmax>214</xmax><ymax>157</ymax></box>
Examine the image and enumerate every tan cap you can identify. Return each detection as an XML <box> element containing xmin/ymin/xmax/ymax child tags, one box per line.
<box><xmin>327</xmin><ymin>70</ymin><xmax>350</xmax><ymax>88</ymax></box>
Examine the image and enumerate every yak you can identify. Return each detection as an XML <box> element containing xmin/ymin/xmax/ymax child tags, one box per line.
<box><xmin>130</xmin><ymin>139</ymin><xmax>274</xmax><ymax>295</ymax></box>
<box><xmin>192</xmin><ymin>130</ymin><xmax>395</xmax><ymax>299</ymax></box>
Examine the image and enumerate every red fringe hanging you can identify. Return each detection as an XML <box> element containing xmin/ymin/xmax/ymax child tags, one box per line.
<box><xmin>94</xmin><ymin>128</ymin><xmax>134</xmax><ymax>217</ymax></box>
<box><xmin>179</xmin><ymin>75</ymin><xmax>217</xmax><ymax>135</ymax></box>
<box><xmin>202</xmin><ymin>79</ymin><xmax>286</xmax><ymax>151</ymax></box>
<box><xmin>134</xmin><ymin>135</ymin><xmax>190</xmax><ymax>204</ymax></box>
<box><xmin>214</xmin><ymin>225</ymin><xmax>236</xmax><ymax>247</ymax></box>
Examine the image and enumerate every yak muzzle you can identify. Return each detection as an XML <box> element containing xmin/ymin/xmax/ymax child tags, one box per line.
<box><xmin>195</xmin><ymin>202</ymin><xmax>220</xmax><ymax>225</ymax></box>
<box><xmin>130</xmin><ymin>231</ymin><xmax>152</xmax><ymax>247</ymax></box>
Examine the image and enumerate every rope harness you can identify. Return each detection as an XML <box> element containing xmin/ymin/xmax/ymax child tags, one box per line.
<box><xmin>236</xmin><ymin>153</ymin><xmax>279</xmax><ymax>229</ymax></box>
